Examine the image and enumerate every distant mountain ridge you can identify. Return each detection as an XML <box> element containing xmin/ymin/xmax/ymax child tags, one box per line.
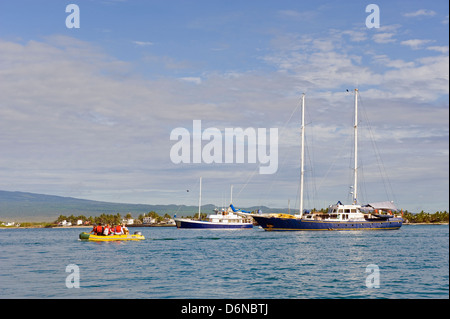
<box><xmin>0</xmin><ymin>190</ymin><xmax>289</xmax><ymax>222</ymax></box>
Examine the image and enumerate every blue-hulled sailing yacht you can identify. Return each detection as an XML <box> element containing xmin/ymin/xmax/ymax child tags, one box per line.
<box><xmin>249</xmin><ymin>90</ymin><xmax>403</xmax><ymax>231</ymax></box>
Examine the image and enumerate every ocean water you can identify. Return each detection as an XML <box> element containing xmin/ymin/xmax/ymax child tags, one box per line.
<box><xmin>0</xmin><ymin>225</ymin><xmax>448</xmax><ymax>299</ymax></box>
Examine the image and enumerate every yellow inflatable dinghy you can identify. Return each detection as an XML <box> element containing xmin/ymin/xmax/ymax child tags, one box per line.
<box><xmin>79</xmin><ymin>231</ymin><xmax>145</xmax><ymax>241</ymax></box>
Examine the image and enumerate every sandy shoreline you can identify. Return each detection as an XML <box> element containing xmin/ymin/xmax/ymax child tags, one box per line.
<box><xmin>0</xmin><ymin>225</ymin><xmax>92</xmax><ymax>229</ymax></box>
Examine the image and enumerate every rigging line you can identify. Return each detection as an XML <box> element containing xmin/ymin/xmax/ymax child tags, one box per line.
<box><xmin>257</xmin><ymin>98</ymin><xmax>304</xmax><ymax>207</ymax></box>
<box><xmin>294</xmin><ymin>143</ymin><xmax>317</xmax><ymax>212</ymax></box>
<box><xmin>316</xmin><ymin>126</ymin><xmax>353</xmax><ymax>194</ymax></box>
<box><xmin>359</xmin><ymin>92</ymin><xmax>397</xmax><ymax>204</ymax></box>
<box><xmin>358</xmin><ymin>158</ymin><xmax>368</xmax><ymax>204</ymax></box>
<box><xmin>279</xmin><ymin>97</ymin><xmax>303</xmax><ymax>140</ymax></box>
<box><xmin>317</xmin><ymin>107</ymin><xmax>354</xmax><ymax>196</ymax></box>
<box><xmin>234</xmin><ymin>166</ymin><xmax>259</xmax><ymax>200</ymax></box>
<box><xmin>235</xmin><ymin>96</ymin><xmax>303</xmax><ymax>204</ymax></box>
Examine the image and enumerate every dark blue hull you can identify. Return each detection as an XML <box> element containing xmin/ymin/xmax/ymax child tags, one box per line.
<box><xmin>175</xmin><ymin>219</ymin><xmax>253</xmax><ymax>229</ymax></box>
<box><xmin>252</xmin><ymin>215</ymin><xmax>403</xmax><ymax>231</ymax></box>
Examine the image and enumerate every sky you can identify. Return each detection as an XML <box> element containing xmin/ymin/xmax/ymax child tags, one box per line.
<box><xmin>0</xmin><ymin>0</ymin><xmax>448</xmax><ymax>214</ymax></box>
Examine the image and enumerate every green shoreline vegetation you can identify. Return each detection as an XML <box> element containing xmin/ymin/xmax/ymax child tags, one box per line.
<box><xmin>1</xmin><ymin>211</ymin><xmax>173</xmax><ymax>228</ymax></box>
<box><xmin>402</xmin><ymin>210</ymin><xmax>449</xmax><ymax>224</ymax></box>
<box><xmin>1</xmin><ymin>209</ymin><xmax>448</xmax><ymax>228</ymax></box>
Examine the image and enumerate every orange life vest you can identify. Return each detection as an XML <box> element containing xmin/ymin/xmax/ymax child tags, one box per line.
<box><xmin>96</xmin><ymin>225</ymin><xmax>103</xmax><ymax>234</ymax></box>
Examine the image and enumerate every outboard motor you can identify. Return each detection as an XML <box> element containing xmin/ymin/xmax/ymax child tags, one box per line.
<box><xmin>134</xmin><ymin>231</ymin><xmax>142</xmax><ymax>236</ymax></box>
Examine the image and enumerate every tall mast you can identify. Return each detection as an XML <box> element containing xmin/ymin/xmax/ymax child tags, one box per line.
<box><xmin>198</xmin><ymin>177</ymin><xmax>202</xmax><ymax>220</ymax></box>
<box><xmin>353</xmin><ymin>89</ymin><xmax>358</xmax><ymax>204</ymax></box>
<box><xmin>299</xmin><ymin>93</ymin><xmax>305</xmax><ymax>218</ymax></box>
<box><xmin>230</xmin><ymin>184</ymin><xmax>233</xmax><ymax>204</ymax></box>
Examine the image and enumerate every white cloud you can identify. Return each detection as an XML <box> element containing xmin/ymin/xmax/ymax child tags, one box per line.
<box><xmin>403</xmin><ymin>9</ymin><xmax>436</xmax><ymax>17</ymax></box>
<box><xmin>371</xmin><ymin>25</ymin><xmax>401</xmax><ymax>44</ymax></box>
<box><xmin>371</xmin><ymin>55</ymin><xmax>416</xmax><ymax>69</ymax></box>
<box><xmin>372</xmin><ymin>33</ymin><xmax>396</xmax><ymax>44</ymax></box>
<box><xmin>179</xmin><ymin>77</ymin><xmax>202</xmax><ymax>85</ymax></box>
<box><xmin>132</xmin><ymin>41</ymin><xmax>154</xmax><ymax>46</ymax></box>
<box><xmin>401</xmin><ymin>39</ymin><xmax>434</xmax><ymax>50</ymax></box>
<box><xmin>426</xmin><ymin>46</ymin><xmax>449</xmax><ymax>53</ymax></box>
<box><xmin>342</xmin><ymin>30</ymin><xmax>367</xmax><ymax>42</ymax></box>
<box><xmin>443</xmin><ymin>15</ymin><xmax>449</xmax><ymax>24</ymax></box>
<box><xmin>265</xmin><ymin>28</ymin><xmax>448</xmax><ymax>101</ymax></box>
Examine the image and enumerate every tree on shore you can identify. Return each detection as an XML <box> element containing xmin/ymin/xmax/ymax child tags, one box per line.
<box><xmin>402</xmin><ymin>210</ymin><xmax>449</xmax><ymax>223</ymax></box>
